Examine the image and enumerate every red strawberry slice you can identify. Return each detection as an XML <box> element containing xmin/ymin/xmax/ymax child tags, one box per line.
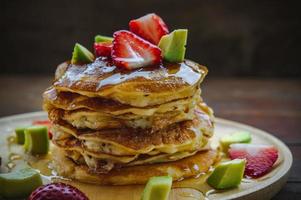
<box><xmin>32</xmin><ymin>120</ymin><xmax>53</xmax><ymax>139</ymax></box>
<box><xmin>229</xmin><ymin>144</ymin><xmax>278</xmax><ymax>178</ymax></box>
<box><xmin>94</xmin><ymin>42</ymin><xmax>112</xmax><ymax>57</ymax></box>
<box><xmin>29</xmin><ymin>182</ymin><xmax>89</xmax><ymax>200</ymax></box>
<box><xmin>129</xmin><ymin>13</ymin><xmax>169</xmax><ymax>44</ymax></box>
<box><xmin>111</xmin><ymin>30</ymin><xmax>162</xmax><ymax>69</ymax></box>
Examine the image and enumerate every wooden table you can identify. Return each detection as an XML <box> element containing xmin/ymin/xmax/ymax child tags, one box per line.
<box><xmin>0</xmin><ymin>76</ymin><xmax>300</xmax><ymax>199</ymax></box>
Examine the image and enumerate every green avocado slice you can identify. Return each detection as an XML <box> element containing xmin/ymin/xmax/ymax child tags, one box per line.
<box><xmin>220</xmin><ymin>131</ymin><xmax>251</xmax><ymax>152</ymax></box>
<box><xmin>95</xmin><ymin>35</ymin><xmax>113</xmax><ymax>43</ymax></box>
<box><xmin>158</xmin><ymin>29</ymin><xmax>188</xmax><ymax>63</ymax></box>
<box><xmin>15</xmin><ymin>127</ymin><xmax>27</xmax><ymax>144</ymax></box>
<box><xmin>0</xmin><ymin>168</ymin><xmax>42</xmax><ymax>198</ymax></box>
<box><xmin>207</xmin><ymin>159</ymin><xmax>246</xmax><ymax>190</ymax></box>
<box><xmin>24</xmin><ymin>126</ymin><xmax>49</xmax><ymax>155</ymax></box>
<box><xmin>71</xmin><ymin>43</ymin><xmax>95</xmax><ymax>64</ymax></box>
<box><xmin>141</xmin><ymin>176</ymin><xmax>172</xmax><ymax>200</ymax></box>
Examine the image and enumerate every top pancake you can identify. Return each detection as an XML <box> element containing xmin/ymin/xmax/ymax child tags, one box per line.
<box><xmin>53</xmin><ymin>58</ymin><xmax>207</xmax><ymax>107</ymax></box>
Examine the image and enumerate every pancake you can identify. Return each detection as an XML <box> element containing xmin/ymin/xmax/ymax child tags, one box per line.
<box><xmin>53</xmin><ymin>58</ymin><xmax>207</xmax><ymax>107</ymax></box>
<box><xmin>53</xmin><ymin>138</ymin><xmax>138</xmax><ymax>163</ymax></box>
<box><xmin>52</xmin><ymin>119</ymin><xmax>205</xmax><ymax>156</ymax></box>
<box><xmin>44</xmin><ymin>87</ymin><xmax>201</xmax><ymax>130</ymax></box>
<box><xmin>53</xmin><ymin>135</ymin><xmax>209</xmax><ymax>162</ymax></box>
<box><xmin>52</xmin><ymin>146</ymin><xmax>218</xmax><ymax>185</ymax></box>
<box><xmin>51</xmin><ymin>106</ymin><xmax>213</xmax><ymax>156</ymax></box>
<box><xmin>48</xmin><ymin>107</ymin><xmax>195</xmax><ymax>130</ymax></box>
<box><xmin>44</xmin><ymin>88</ymin><xmax>211</xmax><ymax>131</ymax></box>
<box><xmin>46</xmin><ymin>54</ymin><xmax>215</xmax><ymax>185</ymax></box>
<box><xmin>52</xmin><ymin>137</ymin><xmax>209</xmax><ymax>173</ymax></box>
<box><xmin>43</xmin><ymin>87</ymin><xmax>202</xmax><ymax>116</ymax></box>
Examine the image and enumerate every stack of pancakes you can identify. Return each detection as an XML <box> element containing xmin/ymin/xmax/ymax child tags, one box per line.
<box><xmin>43</xmin><ymin>58</ymin><xmax>217</xmax><ymax>185</ymax></box>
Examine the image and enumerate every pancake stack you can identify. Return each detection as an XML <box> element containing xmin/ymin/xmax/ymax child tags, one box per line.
<box><xmin>43</xmin><ymin>58</ymin><xmax>217</xmax><ymax>185</ymax></box>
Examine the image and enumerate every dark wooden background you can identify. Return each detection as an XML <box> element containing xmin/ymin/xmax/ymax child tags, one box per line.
<box><xmin>0</xmin><ymin>0</ymin><xmax>300</xmax><ymax>199</ymax></box>
<box><xmin>1</xmin><ymin>0</ymin><xmax>300</xmax><ymax>77</ymax></box>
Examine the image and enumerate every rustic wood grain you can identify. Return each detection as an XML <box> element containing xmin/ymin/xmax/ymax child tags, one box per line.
<box><xmin>202</xmin><ymin>78</ymin><xmax>301</xmax><ymax>144</ymax></box>
<box><xmin>0</xmin><ymin>76</ymin><xmax>300</xmax><ymax>199</ymax></box>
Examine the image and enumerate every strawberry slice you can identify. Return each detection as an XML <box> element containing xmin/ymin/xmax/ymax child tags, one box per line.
<box><xmin>29</xmin><ymin>182</ymin><xmax>88</xmax><ymax>200</ymax></box>
<box><xmin>94</xmin><ymin>42</ymin><xmax>112</xmax><ymax>57</ymax></box>
<box><xmin>228</xmin><ymin>144</ymin><xmax>278</xmax><ymax>178</ymax></box>
<box><xmin>129</xmin><ymin>13</ymin><xmax>169</xmax><ymax>44</ymax></box>
<box><xmin>32</xmin><ymin>120</ymin><xmax>53</xmax><ymax>139</ymax></box>
<box><xmin>111</xmin><ymin>30</ymin><xmax>162</xmax><ymax>69</ymax></box>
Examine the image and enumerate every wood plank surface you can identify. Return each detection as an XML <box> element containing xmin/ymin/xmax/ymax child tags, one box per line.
<box><xmin>0</xmin><ymin>76</ymin><xmax>300</xmax><ymax>199</ymax></box>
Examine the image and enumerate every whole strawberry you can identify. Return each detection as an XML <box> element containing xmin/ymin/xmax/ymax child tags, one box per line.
<box><xmin>28</xmin><ymin>182</ymin><xmax>89</xmax><ymax>200</ymax></box>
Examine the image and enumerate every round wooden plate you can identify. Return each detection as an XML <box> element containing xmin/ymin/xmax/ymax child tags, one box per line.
<box><xmin>0</xmin><ymin>112</ymin><xmax>292</xmax><ymax>200</ymax></box>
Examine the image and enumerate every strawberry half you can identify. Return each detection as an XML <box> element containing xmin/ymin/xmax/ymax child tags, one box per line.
<box><xmin>111</xmin><ymin>30</ymin><xmax>162</xmax><ymax>69</ymax></box>
<box><xmin>29</xmin><ymin>182</ymin><xmax>89</xmax><ymax>200</ymax></box>
<box><xmin>129</xmin><ymin>13</ymin><xmax>169</xmax><ymax>44</ymax></box>
<box><xmin>32</xmin><ymin>120</ymin><xmax>53</xmax><ymax>139</ymax></box>
<box><xmin>94</xmin><ymin>42</ymin><xmax>112</xmax><ymax>57</ymax></box>
<box><xmin>229</xmin><ymin>144</ymin><xmax>278</xmax><ymax>178</ymax></box>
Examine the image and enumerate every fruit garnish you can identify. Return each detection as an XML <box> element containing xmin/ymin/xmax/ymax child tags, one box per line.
<box><xmin>229</xmin><ymin>144</ymin><xmax>278</xmax><ymax>178</ymax></box>
<box><xmin>28</xmin><ymin>182</ymin><xmax>89</xmax><ymax>200</ymax></box>
<box><xmin>24</xmin><ymin>126</ymin><xmax>49</xmax><ymax>155</ymax></box>
<box><xmin>32</xmin><ymin>120</ymin><xmax>53</xmax><ymax>139</ymax></box>
<box><xmin>112</xmin><ymin>30</ymin><xmax>162</xmax><ymax>69</ymax></box>
<box><xmin>0</xmin><ymin>168</ymin><xmax>42</xmax><ymax>199</ymax></box>
<box><xmin>141</xmin><ymin>176</ymin><xmax>172</xmax><ymax>200</ymax></box>
<box><xmin>207</xmin><ymin>159</ymin><xmax>246</xmax><ymax>190</ymax></box>
<box><xmin>15</xmin><ymin>127</ymin><xmax>27</xmax><ymax>144</ymax></box>
<box><xmin>94</xmin><ymin>34</ymin><xmax>113</xmax><ymax>57</ymax></box>
<box><xmin>95</xmin><ymin>35</ymin><xmax>113</xmax><ymax>43</ymax></box>
<box><xmin>71</xmin><ymin>43</ymin><xmax>95</xmax><ymax>64</ymax></box>
<box><xmin>220</xmin><ymin>131</ymin><xmax>251</xmax><ymax>152</ymax></box>
<box><xmin>158</xmin><ymin>29</ymin><xmax>188</xmax><ymax>63</ymax></box>
<box><xmin>129</xmin><ymin>13</ymin><xmax>169</xmax><ymax>44</ymax></box>
<box><xmin>94</xmin><ymin>42</ymin><xmax>112</xmax><ymax>57</ymax></box>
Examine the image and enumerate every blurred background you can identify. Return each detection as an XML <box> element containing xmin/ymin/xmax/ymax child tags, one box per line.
<box><xmin>1</xmin><ymin>0</ymin><xmax>300</xmax><ymax>77</ymax></box>
<box><xmin>0</xmin><ymin>1</ymin><xmax>300</xmax><ymax>199</ymax></box>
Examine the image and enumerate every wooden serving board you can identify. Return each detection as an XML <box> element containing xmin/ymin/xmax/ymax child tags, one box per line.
<box><xmin>0</xmin><ymin>112</ymin><xmax>292</xmax><ymax>200</ymax></box>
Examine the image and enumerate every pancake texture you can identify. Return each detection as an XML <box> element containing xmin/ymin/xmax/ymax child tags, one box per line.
<box><xmin>52</xmin><ymin>146</ymin><xmax>218</xmax><ymax>185</ymax></box>
<box><xmin>44</xmin><ymin>59</ymin><xmax>216</xmax><ymax>185</ymax></box>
